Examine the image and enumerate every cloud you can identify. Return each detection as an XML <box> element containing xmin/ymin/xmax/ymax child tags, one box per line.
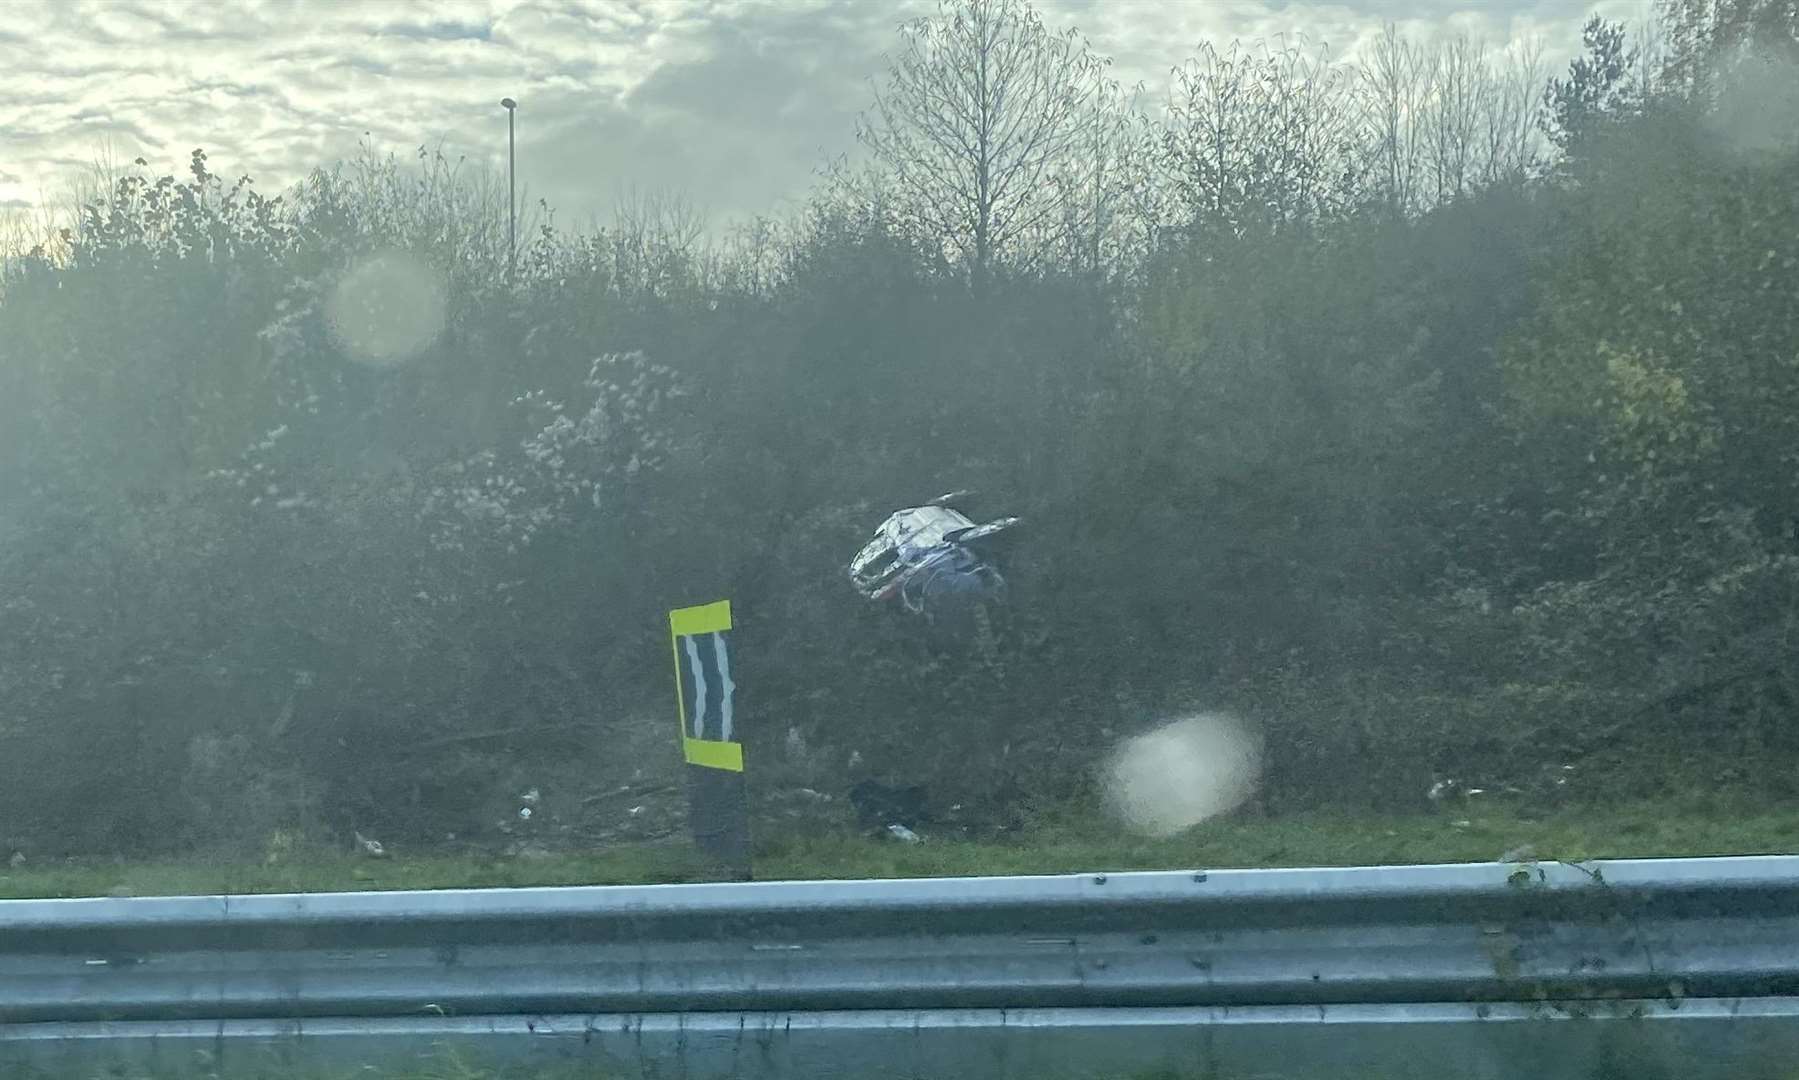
<box><xmin>524</xmin><ymin>0</ymin><xmax>901</xmax><ymax>225</ymax></box>
<box><xmin>0</xmin><ymin>0</ymin><xmax>1637</xmax><ymax>229</ymax></box>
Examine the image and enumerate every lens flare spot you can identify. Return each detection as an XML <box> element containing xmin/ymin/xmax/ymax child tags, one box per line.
<box><xmin>325</xmin><ymin>249</ymin><xmax>446</xmax><ymax>366</ymax></box>
<box><xmin>1104</xmin><ymin>713</ymin><xmax>1264</xmax><ymax>837</ymax></box>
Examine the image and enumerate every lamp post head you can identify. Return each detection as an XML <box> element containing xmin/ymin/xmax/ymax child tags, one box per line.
<box><xmin>500</xmin><ymin>97</ymin><xmax>517</xmax><ymax>111</ymax></box>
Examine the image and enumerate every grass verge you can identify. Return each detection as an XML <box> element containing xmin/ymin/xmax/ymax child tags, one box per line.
<box><xmin>2</xmin><ymin>798</ymin><xmax>1794</xmax><ymax>900</ymax></box>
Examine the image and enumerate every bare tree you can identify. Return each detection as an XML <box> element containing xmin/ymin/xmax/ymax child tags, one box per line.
<box><xmin>608</xmin><ymin>187</ymin><xmax>707</xmax><ymax>297</ymax></box>
<box><xmin>1421</xmin><ymin>35</ymin><xmax>1548</xmax><ymax>200</ymax></box>
<box><xmin>1360</xmin><ymin>25</ymin><xmax>1431</xmax><ymax>215</ymax></box>
<box><xmin>1630</xmin><ymin>15</ymin><xmax>1670</xmax><ymax>104</ymax></box>
<box><xmin>1038</xmin><ymin>81</ymin><xmax>1160</xmax><ymax>277</ymax></box>
<box><xmin>0</xmin><ymin>208</ymin><xmax>48</xmax><ymax>265</ymax></box>
<box><xmin>1361</xmin><ymin>29</ymin><xmax>1546</xmax><ymax>213</ymax></box>
<box><xmin>1161</xmin><ymin>37</ymin><xmax>1360</xmax><ymax>233</ymax></box>
<box><xmin>333</xmin><ymin>140</ymin><xmax>523</xmax><ymax>275</ymax></box>
<box><xmin>715</xmin><ymin>215</ymin><xmax>786</xmax><ymax>300</ymax></box>
<box><xmin>856</xmin><ymin>0</ymin><xmax>1117</xmax><ymax>275</ymax></box>
<box><xmin>0</xmin><ymin>138</ymin><xmax>150</xmax><ymax>266</ymax></box>
<box><xmin>1422</xmin><ymin>36</ymin><xmax>1485</xmax><ymax>203</ymax></box>
<box><xmin>1480</xmin><ymin>38</ymin><xmax>1547</xmax><ymax>185</ymax></box>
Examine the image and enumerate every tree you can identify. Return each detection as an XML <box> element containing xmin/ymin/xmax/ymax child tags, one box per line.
<box><xmin>1500</xmin><ymin>46</ymin><xmax>1799</xmax><ymax>788</ymax></box>
<box><xmin>1660</xmin><ymin>0</ymin><xmax>1799</xmax><ymax>99</ymax></box>
<box><xmin>1357</xmin><ymin>29</ymin><xmax>1546</xmax><ymax>214</ymax></box>
<box><xmin>1361</xmin><ymin>25</ymin><xmax>1431</xmax><ymax>214</ymax></box>
<box><xmin>1040</xmin><ymin>82</ymin><xmax>1159</xmax><ymax>278</ymax></box>
<box><xmin>1477</xmin><ymin>39</ymin><xmax>1548</xmax><ymax>186</ymax></box>
<box><xmin>1162</xmin><ymin>38</ymin><xmax>1362</xmax><ymax>233</ymax></box>
<box><xmin>1542</xmin><ymin>17</ymin><xmax>1641</xmax><ymax>154</ymax></box>
<box><xmin>856</xmin><ymin>0</ymin><xmax>1121</xmax><ymax>275</ymax></box>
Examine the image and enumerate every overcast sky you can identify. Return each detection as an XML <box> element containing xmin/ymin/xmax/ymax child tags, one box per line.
<box><xmin>2</xmin><ymin>0</ymin><xmax>1650</xmax><ymax>232</ymax></box>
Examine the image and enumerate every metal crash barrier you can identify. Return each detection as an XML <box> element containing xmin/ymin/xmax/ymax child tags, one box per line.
<box><xmin>3</xmin><ymin>855</ymin><xmax>1798</xmax><ymax>1078</ymax></box>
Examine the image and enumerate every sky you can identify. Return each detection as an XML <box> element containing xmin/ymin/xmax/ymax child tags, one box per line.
<box><xmin>1</xmin><ymin>0</ymin><xmax>1651</xmax><ymax>233</ymax></box>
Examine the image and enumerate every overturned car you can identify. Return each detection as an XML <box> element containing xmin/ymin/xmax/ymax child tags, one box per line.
<box><xmin>848</xmin><ymin>492</ymin><xmax>1019</xmax><ymax>638</ymax></box>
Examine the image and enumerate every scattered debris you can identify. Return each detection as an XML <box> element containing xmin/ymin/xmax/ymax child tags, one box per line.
<box><xmin>353</xmin><ymin>831</ymin><xmax>387</xmax><ymax>858</ymax></box>
<box><xmin>580</xmin><ymin>782</ymin><xmax>674</xmax><ymax>806</ymax></box>
<box><xmin>1431</xmin><ymin>766</ymin><xmax>1575</xmax><ymax>808</ymax></box>
<box><xmin>264</xmin><ymin>830</ymin><xmax>298</xmax><ymax>867</ymax></box>
<box><xmin>886</xmin><ymin>823</ymin><xmax>924</xmax><ymax>844</ymax></box>
<box><xmin>849</xmin><ymin>780</ymin><xmax>929</xmax><ymax>831</ymax></box>
<box><xmin>8</xmin><ymin>851</ymin><xmax>24</xmax><ymax>869</ymax></box>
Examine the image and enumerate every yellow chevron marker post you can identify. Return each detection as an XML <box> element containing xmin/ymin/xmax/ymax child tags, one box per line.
<box><xmin>668</xmin><ymin>599</ymin><xmax>749</xmax><ymax>878</ymax></box>
<box><xmin>669</xmin><ymin>599</ymin><xmax>742</xmax><ymax>771</ymax></box>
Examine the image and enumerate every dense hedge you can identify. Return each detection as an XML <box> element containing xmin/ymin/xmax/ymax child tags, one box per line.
<box><xmin>1</xmin><ymin>3</ymin><xmax>1794</xmax><ymax>858</ymax></box>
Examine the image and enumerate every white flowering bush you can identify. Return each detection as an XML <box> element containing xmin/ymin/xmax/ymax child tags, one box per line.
<box><xmin>420</xmin><ymin>352</ymin><xmax>688</xmax><ymax>553</ymax></box>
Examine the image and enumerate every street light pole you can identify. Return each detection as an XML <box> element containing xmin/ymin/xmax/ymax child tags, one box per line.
<box><xmin>500</xmin><ymin>97</ymin><xmax>517</xmax><ymax>278</ymax></box>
